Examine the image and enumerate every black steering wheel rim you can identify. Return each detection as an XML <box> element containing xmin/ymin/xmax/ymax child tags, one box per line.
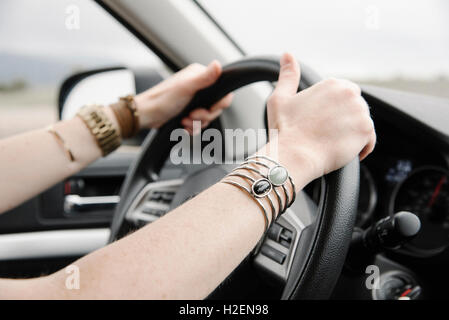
<box><xmin>109</xmin><ymin>56</ymin><xmax>360</xmax><ymax>299</ymax></box>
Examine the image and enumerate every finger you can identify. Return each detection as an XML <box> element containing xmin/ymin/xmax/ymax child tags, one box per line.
<box><xmin>184</xmin><ymin>127</ymin><xmax>193</xmax><ymax>136</ymax></box>
<box><xmin>192</xmin><ymin>123</ymin><xmax>201</xmax><ymax>136</ymax></box>
<box><xmin>359</xmin><ymin>131</ymin><xmax>377</xmax><ymax>161</ymax></box>
<box><xmin>273</xmin><ymin>52</ymin><xmax>301</xmax><ymax>97</ymax></box>
<box><xmin>181</xmin><ymin>117</ymin><xmax>194</xmax><ymax>128</ymax></box>
<box><xmin>186</xmin><ymin>93</ymin><xmax>231</xmax><ymax>125</ymax></box>
<box><xmin>355</xmin><ymin>96</ymin><xmax>370</xmax><ymax>116</ymax></box>
<box><xmin>189</xmin><ymin>108</ymin><xmax>223</xmax><ymax>123</ymax></box>
<box><xmin>338</xmin><ymin>79</ymin><xmax>362</xmax><ymax>96</ymax></box>
<box><xmin>194</xmin><ymin>60</ymin><xmax>222</xmax><ymax>89</ymax></box>
<box><xmin>182</xmin><ymin>113</ymin><xmax>216</xmax><ymax>130</ymax></box>
<box><xmin>210</xmin><ymin>93</ymin><xmax>233</xmax><ymax>112</ymax></box>
<box><xmin>180</xmin><ymin>118</ymin><xmax>194</xmax><ymax>135</ymax></box>
<box><xmin>201</xmin><ymin>121</ymin><xmax>211</xmax><ymax>129</ymax></box>
<box><xmin>183</xmin><ymin>118</ymin><xmax>211</xmax><ymax>130</ymax></box>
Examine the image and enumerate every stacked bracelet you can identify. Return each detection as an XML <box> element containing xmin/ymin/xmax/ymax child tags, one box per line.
<box><xmin>77</xmin><ymin>105</ymin><xmax>122</xmax><ymax>156</ymax></box>
<box><xmin>110</xmin><ymin>95</ymin><xmax>140</xmax><ymax>139</ymax></box>
<box><xmin>222</xmin><ymin>155</ymin><xmax>296</xmax><ymax>232</ymax></box>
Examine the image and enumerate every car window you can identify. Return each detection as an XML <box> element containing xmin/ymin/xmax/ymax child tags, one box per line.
<box><xmin>199</xmin><ymin>0</ymin><xmax>449</xmax><ymax>99</ymax></box>
<box><xmin>0</xmin><ymin>0</ymin><xmax>165</xmax><ymax>139</ymax></box>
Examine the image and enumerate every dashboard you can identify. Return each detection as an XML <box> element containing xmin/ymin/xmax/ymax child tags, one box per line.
<box><xmin>304</xmin><ymin>117</ymin><xmax>449</xmax><ymax>261</ymax></box>
<box><xmin>328</xmin><ymin>87</ymin><xmax>449</xmax><ymax>300</ymax></box>
<box><xmin>359</xmin><ymin>121</ymin><xmax>449</xmax><ymax>258</ymax></box>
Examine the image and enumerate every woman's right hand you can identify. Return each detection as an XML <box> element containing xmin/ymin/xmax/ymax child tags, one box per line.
<box><xmin>265</xmin><ymin>53</ymin><xmax>376</xmax><ymax>188</ymax></box>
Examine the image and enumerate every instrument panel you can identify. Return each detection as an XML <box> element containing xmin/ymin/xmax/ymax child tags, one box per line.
<box><xmin>391</xmin><ymin>167</ymin><xmax>449</xmax><ymax>254</ymax></box>
<box><xmin>357</xmin><ymin>138</ymin><xmax>449</xmax><ymax>257</ymax></box>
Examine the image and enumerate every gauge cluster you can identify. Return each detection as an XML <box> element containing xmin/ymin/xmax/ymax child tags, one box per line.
<box><xmin>391</xmin><ymin>167</ymin><xmax>449</xmax><ymax>255</ymax></box>
<box><xmin>357</xmin><ymin>125</ymin><xmax>449</xmax><ymax>258</ymax></box>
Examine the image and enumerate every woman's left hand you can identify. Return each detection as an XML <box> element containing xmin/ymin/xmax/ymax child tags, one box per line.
<box><xmin>134</xmin><ymin>61</ymin><xmax>233</xmax><ymax>134</ymax></box>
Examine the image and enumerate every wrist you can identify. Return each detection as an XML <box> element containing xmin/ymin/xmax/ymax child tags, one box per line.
<box><xmin>134</xmin><ymin>93</ymin><xmax>164</xmax><ymax>129</ymax></box>
<box><xmin>256</xmin><ymin>137</ymin><xmax>319</xmax><ymax>192</ymax></box>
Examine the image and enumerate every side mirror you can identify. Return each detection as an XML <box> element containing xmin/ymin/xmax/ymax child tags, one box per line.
<box><xmin>58</xmin><ymin>67</ymin><xmax>164</xmax><ymax>141</ymax></box>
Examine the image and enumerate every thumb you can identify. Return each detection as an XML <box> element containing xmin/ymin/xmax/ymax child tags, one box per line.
<box><xmin>195</xmin><ymin>60</ymin><xmax>222</xmax><ymax>89</ymax></box>
<box><xmin>273</xmin><ymin>53</ymin><xmax>301</xmax><ymax>97</ymax></box>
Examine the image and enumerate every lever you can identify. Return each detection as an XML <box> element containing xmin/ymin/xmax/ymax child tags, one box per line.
<box><xmin>346</xmin><ymin>211</ymin><xmax>421</xmax><ymax>272</ymax></box>
<box><xmin>361</xmin><ymin>211</ymin><xmax>421</xmax><ymax>252</ymax></box>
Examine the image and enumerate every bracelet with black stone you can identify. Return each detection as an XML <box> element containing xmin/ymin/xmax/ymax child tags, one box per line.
<box><xmin>226</xmin><ymin>171</ymin><xmax>277</xmax><ymax>224</ymax></box>
<box><xmin>222</xmin><ymin>155</ymin><xmax>296</xmax><ymax>232</ymax></box>
<box><xmin>235</xmin><ymin>160</ymin><xmax>288</xmax><ymax>214</ymax></box>
<box><xmin>246</xmin><ymin>155</ymin><xmax>296</xmax><ymax>208</ymax></box>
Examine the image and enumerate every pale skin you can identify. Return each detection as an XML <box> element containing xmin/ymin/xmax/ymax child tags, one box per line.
<box><xmin>0</xmin><ymin>53</ymin><xmax>376</xmax><ymax>299</ymax></box>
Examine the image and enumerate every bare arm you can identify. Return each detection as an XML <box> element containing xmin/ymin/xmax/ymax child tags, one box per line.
<box><xmin>9</xmin><ymin>145</ymin><xmax>309</xmax><ymax>299</ymax></box>
<box><xmin>0</xmin><ymin>54</ymin><xmax>376</xmax><ymax>299</ymax></box>
<box><xmin>0</xmin><ymin>116</ymin><xmax>103</xmax><ymax>214</ymax></box>
<box><xmin>0</xmin><ymin>61</ymin><xmax>231</xmax><ymax>214</ymax></box>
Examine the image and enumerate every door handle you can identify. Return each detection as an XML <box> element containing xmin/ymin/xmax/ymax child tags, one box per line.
<box><xmin>64</xmin><ymin>195</ymin><xmax>120</xmax><ymax>213</ymax></box>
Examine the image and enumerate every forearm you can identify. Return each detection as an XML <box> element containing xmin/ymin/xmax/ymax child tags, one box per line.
<box><xmin>16</xmin><ymin>142</ymin><xmax>312</xmax><ymax>300</ymax></box>
<box><xmin>0</xmin><ymin>61</ymin><xmax>231</xmax><ymax>215</ymax></box>
<box><xmin>47</xmin><ymin>183</ymin><xmax>269</xmax><ymax>299</ymax></box>
<box><xmin>0</xmin><ymin>109</ymin><xmax>120</xmax><ymax>214</ymax></box>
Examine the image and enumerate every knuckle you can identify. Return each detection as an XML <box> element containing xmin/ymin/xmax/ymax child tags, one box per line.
<box><xmin>325</xmin><ymin>79</ymin><xmax>361</xmax><ymax>99</ymax></box>
<box><xmin>371</xmin><ymin>132</ymin><xmax>377</xmax><ymax>146</ymax></box>
<box><xmin>268</xmin><ymin>93</ymin><xmax>284</xmax><ymax>107</ymax></box>
<box><xmin>322</xmin><ymin>77</ymin><xmax>339</xmax><ymax>87</ymax></box>
<box><xmin>360</xmin><ymin>116</ymin><xmax>375</xmax><ymax>134</ymax></box>
<box><xmin>348</xmin><ymin>96</ymin><xmax>367</xmax><ymax>114</ymax></box>
<box><xmin>341</xmin><ymin>85</ymin><xmax>360</xmax><ymax>99</ymax></box>
<box><xmin>343</xmin><ymin>87</ymin><xmax>357</xmax><ymax>98</ymax></box>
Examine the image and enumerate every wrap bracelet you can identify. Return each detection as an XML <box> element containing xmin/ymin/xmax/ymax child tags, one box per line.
<box><xmin>247</xmin><ymin>155</ymin><xmax>296</xmax><ymax>206</ymax></box>
<box><xmin>221</xmin><ymin>155</ymin><xmax>296</xmax><ymax>233</ymax></box>
<box><xmin>234</xmin><ymin>160</ymin><xmax>289</xmax><ymax>214</ymax></box>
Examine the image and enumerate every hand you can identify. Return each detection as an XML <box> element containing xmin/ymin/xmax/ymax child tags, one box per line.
<box><xmin>265</xmin><ymin>53</ymin><xmax>376</xmax><ymax>186</ymax></box>
<box><xmin>134</xmin><ymin>61</ymin><xmax>233</xmax><ymax>134</ymax></box>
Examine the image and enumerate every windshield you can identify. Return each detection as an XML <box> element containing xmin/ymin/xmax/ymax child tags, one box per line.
<box><xmin>199</xmin><ymin>0</ymin><xmax>449</xmax><ymax>99</ymax></box>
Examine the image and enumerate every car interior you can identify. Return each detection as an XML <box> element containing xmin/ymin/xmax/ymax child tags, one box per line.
<box><xmin>0</xmin><ymin>0</ymin><xmax>448</xmax><ymax>300</ymax></box>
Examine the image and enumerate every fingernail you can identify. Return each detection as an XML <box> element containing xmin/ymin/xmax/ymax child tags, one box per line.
<box><xmin>280</xmin><ymin>53</ymin><xmax>291</xmax><ymax>68</ymax></box>
<box><xmin>280</xmin><ymin>53</ymin><xmax>288</xmax><ymax>66</ymax></box>
<box><xmin>208</xmin><ymin>61</ymin><xmax>216</xmax><ymax>72</ymax></box>
<box><xmin>209</xmin><ymin>60</ymin><xmax>221</xmax><ymax>77</ymax></box>
<box><xmin>181</xmin><ymin>118</ymin><xmax>192</xmax><ymax>126</ymax></box>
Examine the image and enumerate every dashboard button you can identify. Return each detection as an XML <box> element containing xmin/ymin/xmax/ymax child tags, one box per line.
<box><xmin>267</xmin><ymin>223</ymin><xmax>283</xmax><ymax>242</ymax></box>
<box><xmin>260</xmin><ymin>245</ymin><xmax>286</xmax><ymax>264</ymax></box>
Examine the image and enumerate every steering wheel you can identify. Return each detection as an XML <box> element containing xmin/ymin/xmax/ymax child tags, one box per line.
<box><xmin>109</xmin><ymin>57</ymin><xmax>360</xmax><ymax>299</ymax></box>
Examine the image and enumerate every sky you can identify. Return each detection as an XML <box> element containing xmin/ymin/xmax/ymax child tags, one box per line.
<box><xmin>0</xmin><ymin>0</ymin><xmax>159</xmax><ymax>69</ymax></box>
<box><xmin>200</xmin><ymin>0</ymin><xmax>449</xmax><ymax>80</ymax></box>
<box><xmin>0</xmin><ymin>0</ymin><xmax>448</xmax><ymax>82</ymax></box>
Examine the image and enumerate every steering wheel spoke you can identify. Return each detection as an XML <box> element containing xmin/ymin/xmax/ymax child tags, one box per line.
<box><xmin>125</xmin><ymin>178</ymin><xmax>185</xmax><ymax>226</ymax></box>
